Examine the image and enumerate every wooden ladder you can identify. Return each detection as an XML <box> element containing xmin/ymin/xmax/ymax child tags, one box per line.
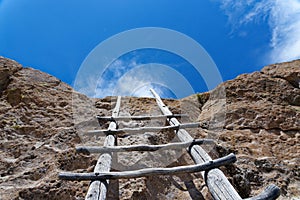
<box><xmin>59</xmin><ymin>89</ymin><xmax>280</xmax><ymax>200</ymax></box>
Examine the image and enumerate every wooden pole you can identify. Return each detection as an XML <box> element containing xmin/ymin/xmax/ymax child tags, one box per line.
<box><xmin>76</xmin><ymin>139</ymin><xmax>215</xmax><ymax>153</ymax></box>
<box><xmin>87</xmin><ymin>122</ymin><xmax>202</xmax><ymax>136</ymax></box>
<box><xmin>150</xmin><ymin>89</ymin><xmax>242</xmax><ymax>200</ymax></box>
<box><xmin>96</xmin><ymin>114</ymin><xmax>187</xmax><ymax>121</ymax></box>
<box><xmin>245</xmin><ymin>184</ymin><xmax>280</xmax><ymax>200</ymax></box>
<box><xmin>150</xmin><ymin>89</ymin><xmax>280</xmax><ymax>200</ymax></box>
<box><xmin>59</xmin><ymin>153</ymin><xmax>236</xmax><ymax>180</ymax></box>
<box><xmin>85</xmin><ymin>96</ymin><xmax>121</xmax><ymax>200</ymax></box>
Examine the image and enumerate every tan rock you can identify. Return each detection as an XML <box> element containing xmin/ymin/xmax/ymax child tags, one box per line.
<box><xmin>0</xmin><ymin>57</ymin><xmax>299</xmax><ymax>199</ymax></box>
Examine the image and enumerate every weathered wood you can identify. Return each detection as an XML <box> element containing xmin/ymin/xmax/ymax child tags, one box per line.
<box><xmin>150</xmin><ymin>89</ymin><xmax>243</xmax><ymax>200</ymax></box>
<box><xmin>87</xmin><ymin>122</ymin><xmax>202</xmax><ymax>136</ymax></box>
<box><xmin>60</xmin><ymin>89</ymin><xmax>280</xmax><ymax>200</ymax></box>
<box><xmin>245</xmin><ymin>184</ymin><xmax>280</xmax><ymax>200</ymax></box>
<box><xmin>96</xmin><ymin>114</ymin><xmax>187</xmax><ymax>121</ymax></box>
<box><xmin>76</xmin><ymin>139</ymin><xmax>215</xmax><ymax>153</ymax></box>
<box><xmin>85</xmin><ymin>96</ymin><xmax>121</xmax><ymax>200</ymax></box>
<box><xmin>59</xmin><ymin>153</ymin><xmax>236</xmax><ymax>180</ymax></box>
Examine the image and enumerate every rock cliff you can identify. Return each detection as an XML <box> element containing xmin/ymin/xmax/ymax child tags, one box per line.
<box><xmin>0</xmin><ymin>56</ymin><xmax>299</xmax><ymax>199</ymax></box>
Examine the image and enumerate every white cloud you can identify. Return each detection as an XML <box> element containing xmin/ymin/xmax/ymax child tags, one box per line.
<box><xmin>94</xmin><ymin>58</ymin><xmax>140</xmax><ymax>97</ymax></box>
<box><xmin>113</xmin><ymin>73</ymin><xmax>153</xmax><ymax>97</ymax></box>
<box><xmin>132</xmin><ymin>85</ymin><xmax>154</xmax><ymax>97</ymax></box>
<box><xmin>111</xmin><ymin>64</ymin><xmax>171</xmax><ymax>97</ymax></box>
<box><xmin>218</xmin><ymin>0</ymin><xmax>300</xmax><ymax>63</ymax></box>
<box><xmin>95</xmin><ymin>61</ymin><xmax>195</xmax><ymax>98</ymax></box>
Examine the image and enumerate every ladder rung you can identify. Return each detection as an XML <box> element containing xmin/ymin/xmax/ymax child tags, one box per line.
<box><xmin>59</xmin><ymin>153</ymin><xmax>236</xmax><ymax>180</ymax></box>
<box><xmin>87</xmin><ymin>122</ymin><xmax>202</xmax><ymax>136</ymax></box>
<box><xmin>96</xmin><ymin>114</ymin><xmax>188</xmax><ymax>121</ymax></box>
<box><xmin>247</xmin><ymin>184</ymin><xmax>280</xmax><ymax>200</ymax></box>
<box><xmin>76</xmin><ymin>139</ymin><xmax>215</xmax><ymax>153</ymax></box>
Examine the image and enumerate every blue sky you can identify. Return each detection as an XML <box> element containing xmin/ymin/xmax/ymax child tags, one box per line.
<box><xmin>0</xmin><ymin>0</ymin><xmax>299</xmax><ymax>98</ymax></box>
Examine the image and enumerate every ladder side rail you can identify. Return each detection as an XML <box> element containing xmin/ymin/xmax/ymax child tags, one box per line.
<box><xmin>85</xmin><ymin>96</ymin><xmax>121</xmax><ymax>200</ymax></box>
<box><xmin>150</xmin><ymin>89</ymin><xmax>242</xmax><ymax>200</ymax></box>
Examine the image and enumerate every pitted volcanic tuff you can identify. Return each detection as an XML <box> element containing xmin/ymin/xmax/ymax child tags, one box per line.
<box><xmin>0</xmin><ymin>56</ymin><xmax>299</xmax><ymax>199</ymax></box>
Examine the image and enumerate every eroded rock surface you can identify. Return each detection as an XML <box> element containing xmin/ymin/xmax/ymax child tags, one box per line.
<box><xmin>197</xmin><ymin>60</ymin><xmax>300</xmax><ymax>199</ymax></box>
<box><xmin>0</xmin><ymin>57</ymin><xmax>299</xmax><ymax>199</ymax></box>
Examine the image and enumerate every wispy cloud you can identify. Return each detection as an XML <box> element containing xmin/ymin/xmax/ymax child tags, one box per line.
<box><xmin>131</xmin><ymin>84</ymin><xmax>166</xmax><ymax>98</ymax></box>
<box><xmin>95</xmin><ymin>58</ymin><xmax>140</xmax><ymax>97</ymax></box>
<box><xmin>95</xmin><ymin>59</ymin><xmax>194</xmax><ymax>98</ymax></box>
<box><xmin>97</xmin><ymin>61</ymin><xmax>169</xmax><ymax>98</ymax></box>
<box><xmin>218</xmin><ymin>0</ymin><xmax>300</xmax><ymax>63</ymax></box>
<box><xmin>94</xmin><ymin>58</ymin><xmax>167</xmax><ymax>98</ymax></box>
